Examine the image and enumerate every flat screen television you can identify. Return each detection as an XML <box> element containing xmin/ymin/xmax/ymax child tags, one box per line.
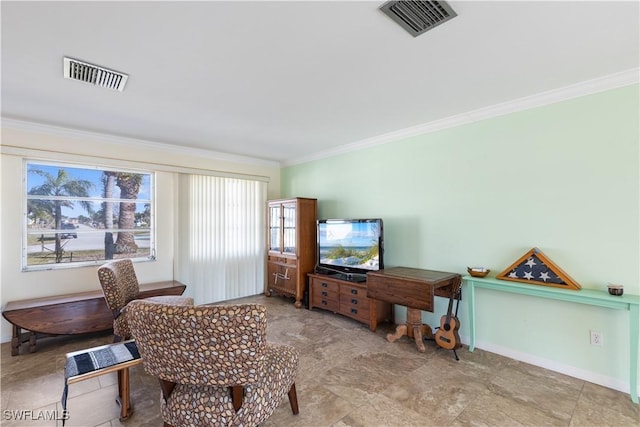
<box><xmin>316</xmin><ymin>218</ymin><xmax>383</xmax><ymax>280</ymax></box>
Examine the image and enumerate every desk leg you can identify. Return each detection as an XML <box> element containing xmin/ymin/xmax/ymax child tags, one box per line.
<box><xmin>467</xmin><ymin>281</ymin><xmax>476</xmax><ymax>352</ymax></box>
<box><xmin>11</xmin><ymin>325</ymin><xmax>20</xmax><ymax>356</ymax></box>
<box><xmin>117</xmin><ymin>368</ymin><xmax>133</xmax><ymax>420</ymax></box>
<box><xmin>407</xmin><ymin>309</ymin><xmax>425</xmax><ymax>353</ymax></box>
<box><xmin>630</xmin><ymin>304</ymin><xmax>639</xmax><ymax>404</ymax></box>
<box><xmin>387</xmin><ymin>325</ymin><xmax>407</xmax><ymax>343</ymax></box>
<box><xmin>28</xmin><ymin>332</ymin><xmax>37</xmax><ymax>353</ymax></box>
<box><xmin>386</xmin><ymin>308</ymin><xmax>433</xmax><ymax>353</ymax></box>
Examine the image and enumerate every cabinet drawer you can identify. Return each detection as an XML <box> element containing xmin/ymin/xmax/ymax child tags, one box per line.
<box><xmin>267</xmin><ymin>255</ymin><xmax>297</xmax><ymax>266</ymax></box>
<box><xmin>338</xmin><ymin>292</ymin><xmax>369</xmax><ymax>309</ymax></box>
<box><xmin>310</xmin><ymin>277</ymin><xmax>339</xmax><ymax>293</ymax></box>
<box><xmin>338</xmin><ymin>298</ymin><xmax>370</xmax><ymax>322</ymax></box>
<box><xmin>313</xmin><ymin>297</ymin><xmax>339</xmax><ymax>312</ymax></box>
<box><xmin>339</xmin><ymin>283</ymin><xmax>366</xmax><ymax>298</ymax></box>
<box><xmin>312</xmin><ymin>284</ymin><xmax>338</xmax><ymax>302</ymax></box>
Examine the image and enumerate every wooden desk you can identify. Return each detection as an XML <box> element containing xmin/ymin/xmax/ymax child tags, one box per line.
<box><xmin>367</xmin><ymin>267</ymin><xmax>461</xmax><ymax>352</ymax></box>
<box><xmin>3</xmin><ymin>280</ymin><xmax>187</xmax><ymax>356</ymax></box>
<box><xmin>464</xmin><ymin>275</ymin><xmax>640</xmax><ymax>404</ymax></box>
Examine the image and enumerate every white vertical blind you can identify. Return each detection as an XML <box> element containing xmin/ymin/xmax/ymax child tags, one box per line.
<box><xmin>176</xmin><ymin>174</ymin><xmax>266</xmax><ymax>304</ymax></box>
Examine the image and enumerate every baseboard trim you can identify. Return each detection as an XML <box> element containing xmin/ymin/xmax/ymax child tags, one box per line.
<box><xmin>470</xmin><ymin>339</ymin><xmax>636</xmax><ymax>397</ymax></box>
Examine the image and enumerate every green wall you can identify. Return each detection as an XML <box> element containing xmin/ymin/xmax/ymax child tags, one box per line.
<box><xmin>282</xmin><ymin>84</ymin><xmax>640</xmax><ymax>394</ymax></box>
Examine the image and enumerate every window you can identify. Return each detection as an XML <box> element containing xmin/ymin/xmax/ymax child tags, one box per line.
<box><xmin>24</xmin><ymin>160</ymin><xmax>155</xmax><ymax>271</ymax></box>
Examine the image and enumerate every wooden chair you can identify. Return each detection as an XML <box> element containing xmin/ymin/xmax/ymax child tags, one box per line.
<box><xmin>125</xmin><ymin>300</ymin><xmax>300</xmax><ymax>427</ymax></box>
<box><xmin>97</xmin><ymin>259</ymin><xmax>193</xmax><ymax>341</ymax></box>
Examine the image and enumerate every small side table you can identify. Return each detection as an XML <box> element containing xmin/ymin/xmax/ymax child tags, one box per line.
<box><xmin>464</xmin><ymin>275</ymin><xmax>640</xmax><ymax>404</ymax></box>
<box><xmin>63</xmin><ymin>340</ymin><xmax>143</xmax><ymax>421</ymax></box>
<box><xmin>367</xmin><ymin>267</ymin><xmax>461</xmax><ymax>352</ymax></box>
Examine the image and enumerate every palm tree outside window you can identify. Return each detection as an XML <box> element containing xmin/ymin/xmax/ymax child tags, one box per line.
<box><xmin>24</xmin><ymin>160</ymin><xmax>154</xmax><ymax>271</ymax></box>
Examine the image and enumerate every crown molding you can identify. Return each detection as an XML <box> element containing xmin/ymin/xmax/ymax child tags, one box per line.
<box><xmin>284</xmin><ymin>68</ymin><xmax>639</xmax><ymax>167</ymax></box>
<box><xmin>0</xmin><ymin>117</ymin><xmax>281</xmax><ymax>168</ymax></box>
<box><xmin>2</xmin><ymin>68</ymin><xmax>637</xmax><ymax>169</ymax></box>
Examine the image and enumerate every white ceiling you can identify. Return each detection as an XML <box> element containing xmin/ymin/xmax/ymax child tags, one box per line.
<box><xmin>2</xmin><ymin>1</ymin><xmax>639</xmax><ymax>165</ymax></box>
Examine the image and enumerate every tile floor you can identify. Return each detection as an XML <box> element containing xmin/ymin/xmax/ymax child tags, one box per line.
<box><xmin>1</xmin><ymin>294</ymin><xmax>638</xmax><ymax>426</ymax></box>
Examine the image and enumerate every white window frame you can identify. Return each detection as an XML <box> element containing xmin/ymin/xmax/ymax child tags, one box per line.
<box><xmin>23</xmin><ymin>159</ymin><xmax>156</xmax><ymax>271</ymax></box>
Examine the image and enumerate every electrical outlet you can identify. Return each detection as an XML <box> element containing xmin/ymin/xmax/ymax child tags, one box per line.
<box><xmin>590</xmin><ymin>330</ymin><xmax>603</xmax><ymax>346</ymax></box>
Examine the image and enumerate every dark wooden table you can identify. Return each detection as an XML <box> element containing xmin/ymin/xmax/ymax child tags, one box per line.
<box><xmin>367</xmin><ymin>267</ymin><xmax>461</xmax><ymax>352</ymax></box>
<box><xmin>3</xmin><ymin>280</ymin><xmax>187</xmax><ymax>355</ymax></box>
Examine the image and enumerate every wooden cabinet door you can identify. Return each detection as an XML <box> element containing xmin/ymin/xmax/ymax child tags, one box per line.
<box><xmin>268</xmin><ymin>203</ymin><xmax>282</xmax><ymax>253</ymax></box>
<box><xmin>281</xmin><ymin>201</ymin><xmax>297</xmax><ymax>255</ymax></box>
<box><xmin>268</xmin><ymin>200</ymin><xmax>299</xmax><ymax>256</ymax></box>
<box><xmin>267</xmin><ymin>260</ymin><xmax>297</xmax><ymax>296</ymax></box>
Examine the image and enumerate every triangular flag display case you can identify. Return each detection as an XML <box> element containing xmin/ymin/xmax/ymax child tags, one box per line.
<box><xmin>496</xmin><ymin>247</ymin><xmax>581</xmax><ymax>290</ymax></box>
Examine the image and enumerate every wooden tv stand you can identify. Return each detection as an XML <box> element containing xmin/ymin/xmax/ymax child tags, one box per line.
<box><xmin>2</xmin><ymin>280</ymin><xmax>187</xmax><ymax>356</ymax></box>
<box><xmin>308</xmin><ymin>273</ymin><xmax>391</xmax><ymax>331</ymax></box>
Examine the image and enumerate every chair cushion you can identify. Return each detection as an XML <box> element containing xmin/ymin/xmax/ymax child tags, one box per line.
<box><xmin>146</xmin><ymin>295</ymin><xmax>194</xmax><ymax>305</ymax></box>
<box><xmin>114</xmin><ymin>296</ymin><xmax>193</xmax><ymax>338</ymax></box>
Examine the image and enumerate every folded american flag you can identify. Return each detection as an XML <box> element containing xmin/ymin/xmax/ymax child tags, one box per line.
<box><xmin>506</xmin><ymin>252</ymin><xmax>565</xmax><ymax>284</ymax></box>
<box><xmin>497</xmin><ymin>247</ymin><xmax>581</xmax><ymax>290</ymax></box>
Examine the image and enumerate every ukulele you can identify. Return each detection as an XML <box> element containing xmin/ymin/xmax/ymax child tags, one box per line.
<box><xmin>435</xmin><ymin>290</ymin><xmax>461</xmax><ymax>351</ymax></box>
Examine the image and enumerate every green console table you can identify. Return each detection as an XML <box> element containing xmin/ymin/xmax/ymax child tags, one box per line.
<box><xmin>463</xmin><ymin>275</ymin><xmax>639</xmax><ymax>404</ymax></box>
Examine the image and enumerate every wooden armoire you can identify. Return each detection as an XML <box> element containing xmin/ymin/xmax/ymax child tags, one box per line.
<box><xmin>265</xmin><ymin>197</ymin><xmax>317</xmax><ymax>308</ymax></box>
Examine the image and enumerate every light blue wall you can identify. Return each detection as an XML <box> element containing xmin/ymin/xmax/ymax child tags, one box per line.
<box><xmin>281</xmin><ymin>84</ymin><xmax>640</xmax><ymax>394</ymax></box>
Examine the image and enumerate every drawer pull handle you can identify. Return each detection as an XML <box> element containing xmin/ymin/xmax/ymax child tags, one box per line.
<box><xmin>351</xmin><ymin>299</ymin><xmax>357</xmax><ymax>304</ymax></box>
<box><xmin>322</xmin><ymin>291</ymin><xmax>328</xmax><ymax>296</ymax></box>
<box><xmin>351</xmin><ymin>289</ymin><xmax>358</xmax><ymax>295</ymax></box>
<box><xmin>351</xmin><ymin>308</ymin><xmax>358</xmax><ymax>314</ymax></box>
<box><xmin>321</xmin><ymin>282</ymin><xmax>328</xmax><ymax>287</ymax></box>
<box><xmin>322</xmin><ymin>300</ymin><xmax>327</xmax><ymax>305</ymax></box>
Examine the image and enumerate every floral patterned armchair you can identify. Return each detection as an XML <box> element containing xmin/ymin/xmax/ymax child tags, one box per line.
<box><xmin>125</xmin><ymin>300</ymin><xmax>300</xmax><ymax>427</ymax></box>
<box><xmin>98</xmin><ymin>259</ymin><xmax>193</xmax><ymax>341</ymax></box>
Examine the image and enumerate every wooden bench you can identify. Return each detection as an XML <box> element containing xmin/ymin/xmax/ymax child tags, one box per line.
<box><xmin>2</xmin><ymin>280</ymin><xmax>187</xmax><ymax>356</ymax></box>
<box><xmin>63</xmin><ymin>340</ymin><xmax>143</xmax><ymax>421</ymax></box>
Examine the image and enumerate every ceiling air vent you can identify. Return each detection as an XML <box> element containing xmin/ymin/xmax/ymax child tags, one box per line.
<box><xmin>380</xmin><ymin>1</ymin><xmax>457</xmax><ymax>37</ymax></box>
<box><xmin>63</xmin><ymin>57</ymin><xmax>128</xmax><ymax>92</ymax></box>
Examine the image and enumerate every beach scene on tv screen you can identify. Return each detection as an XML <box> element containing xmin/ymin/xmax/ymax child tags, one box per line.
<box><xmin>319</xmin><ymin>222</ymin><xmax>380</xmax><ymax>270</ymax></box>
